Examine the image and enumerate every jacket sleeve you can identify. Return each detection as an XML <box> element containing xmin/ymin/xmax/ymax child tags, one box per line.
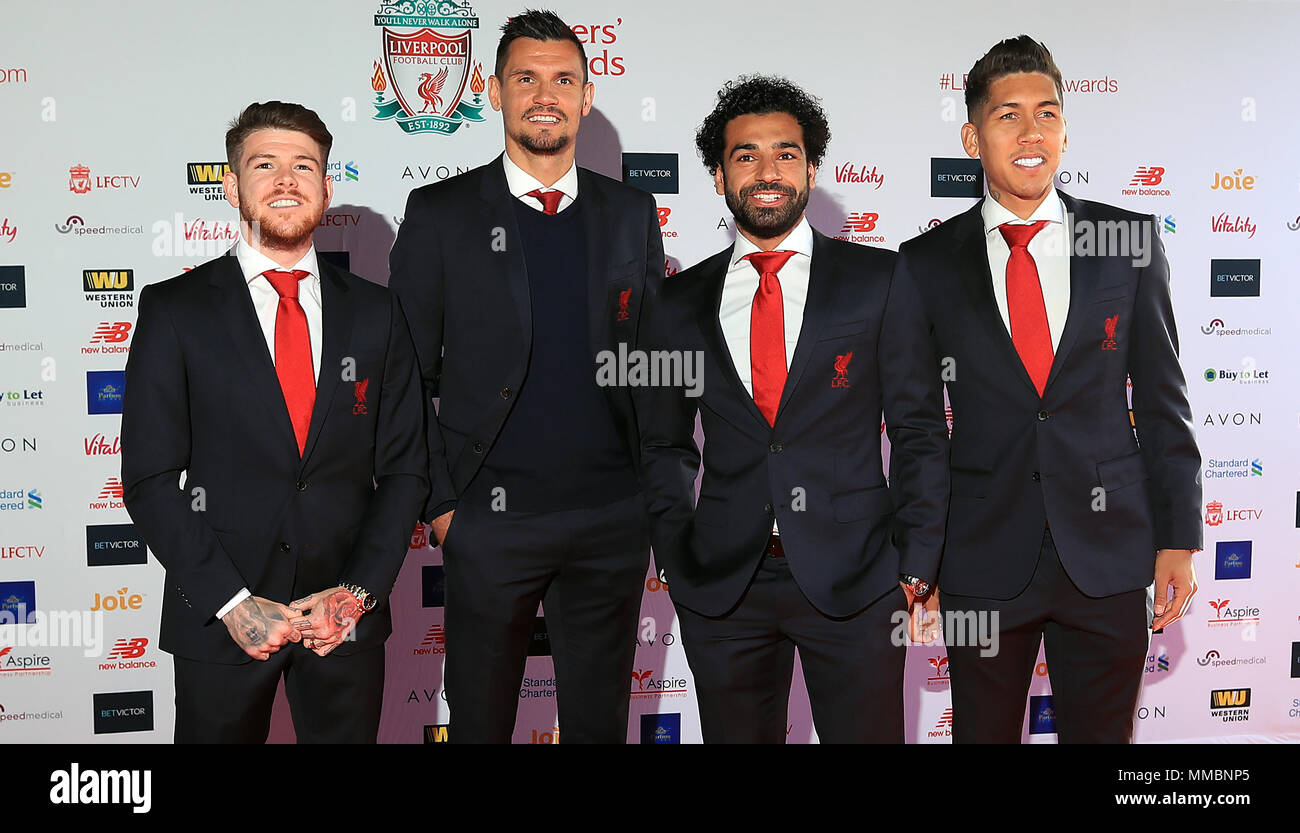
<box><xmin>121</xmin><ymin>284</ymin><xmax>247</xmax><ymax>616</ymax></box>
<box><xmin>388</xmin><ymin>187</ymin><xmax>458</xmax><ymax>521</ymax></box>
<box><xmin>1128</xmin><ymin>224</ymin><xmax>1202</xmax><ymax>549</ymax></box>
<box><xmin>337</xmin><ymin>293</ymin><xmax>430</xmax><ymax>601</ymax></box>
<box><xmin>881</xmin><ymin>249</ymin><xmax>951</xmax><ymax>582</ymax></box>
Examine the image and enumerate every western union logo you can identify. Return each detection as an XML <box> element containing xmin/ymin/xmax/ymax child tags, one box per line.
<box><xmin>1209</xmin><ymin>688</ymin><xmax>1251</xmax><ymax>708</ymax></box>
<box><xmin>187</xmin><ymin>162</ymin><xmax>230</xmax><ymax>185</ymax></box>
<box><xmin>83</xmin><ymin>270</ymin><xmax>134</xmax><ymax>291</ymax></box>
<box><xmin>424</xmin><ymin>724</ymin><xmax>449</xmax><ymax>743</ymax></box>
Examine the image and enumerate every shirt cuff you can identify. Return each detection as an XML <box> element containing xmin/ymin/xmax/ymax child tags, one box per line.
<box><xmin>216</xmin><ymin>588</ymin><xmax>252</xmax><ymax>620</ymax></box>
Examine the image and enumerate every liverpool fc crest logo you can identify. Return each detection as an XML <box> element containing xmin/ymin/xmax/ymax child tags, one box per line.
<box><xmin>372</xmin><ymin>1</ymin><xmax>487</xmax><ymax>136</ymax></box>
<box><xmin>1101</xmin><ymin>313</ymin><xmax>1118</xmax><ymax>351</ymax></box>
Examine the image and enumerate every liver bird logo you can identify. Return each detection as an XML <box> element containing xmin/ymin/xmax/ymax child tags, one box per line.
<box><xmin>1102</xmin><ymin>313</ymin><xmax>1119</xmax><ymax>350</ymax></box>
<box><xmin>632</xmin><ymin>669</ymin><xmax>653</xmax><ymax>690</ymax></box>
<box><xmin>418</xmin><ymin>68</ymin><xmax>450</xmax><ymax>114</ymax></box>
<box><xmin>832</xmin><ymin>351</ymin><xmax>853</xmax><ymax>388</ymax></box>
<box><xmin>352</xmin><ymin>379</ymin><xmax>370</xmax><ymax>415</ymax></box>
<box><xmin>617</xmin><ymin>287</ymin><xmax>631</xmax><ymax>321</ymax></box>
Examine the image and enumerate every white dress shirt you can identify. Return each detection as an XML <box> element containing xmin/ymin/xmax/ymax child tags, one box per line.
<box><xmin>215</xmin><ymin>234</ymin><xmax>324</xmax><ymax>620</ymax></box>
<box><xmin>719</xmin><ymin>217</ymin><xmax>815</xmax><ymax>397</ymax></box>
<box><xmin>718</xmin><ymin>217</ymin><xmax>814</xmax><ymax>535</ymax></box>
<box><xmin>501</xmin><ymin>152</ymin><xmax>579</xmax><ymax>212</ymax></box>
<box><xmin>981</xmin><ymin>188</ymin><xmax>1070</xmax><ymax>350</ymax></box>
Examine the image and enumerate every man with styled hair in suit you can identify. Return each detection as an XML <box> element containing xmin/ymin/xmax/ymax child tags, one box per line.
<box><xmin>123</xmin><ymin>101</ymin><xmax>428</xmax><ymax>743</ymax></box>
<box><xmin>896</xmin><ymin>36</ymin><xmax>1201</xmax><ymax>743</ymax></box>
<box><xmin>640</xmin><ymin>75</ymin><xmax>949</xmax><ymax>743</ymax></box>
<box><xmin>389</xmin><ymin>9</ymin><xmax>664</xmax><ymax>743</ymax></box>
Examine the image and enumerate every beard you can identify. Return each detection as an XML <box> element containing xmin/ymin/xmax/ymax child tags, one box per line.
<box><xmin>511</xmin><ymin>107</ymin><xmax>573</xmax><ymax>155</ymax></box>
<box><xmin>724</xmin><ymin>179</ymin><xmax>809</xmax><ymax>241</ymax></box>
<box><xmin>238</xmin><ymin>188</ymin><xmax>322</xmax><ymax>252</ymax></box>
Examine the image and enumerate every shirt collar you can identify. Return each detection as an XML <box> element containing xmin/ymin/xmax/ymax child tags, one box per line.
<box><xmin>234</xmin><ymin>231</ymin><xmax>321</xmax><ymax>285</ymax></box>
<box><xmin>730</xmin><ymin>216</ymin><xmax>814</xmax><ymax>267</ymax></box>
<box><xmin>982</xmin><ymin>187</ymin><xmax>1065</xmax><ymax>236</ymax></box>
<box><xmin>501</xmin><ymin>152</ymin><xmax>579</xmax><ymax>203</ymax></box>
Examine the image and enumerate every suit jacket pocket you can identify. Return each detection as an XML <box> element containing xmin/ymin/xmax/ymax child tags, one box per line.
<box><xmin>816</xmin><ymin>319</ymin><xmax>870</xmax><ymax>342</ymax></box>
<box><xmin>950</xmin><ymin>467</ymin><xmax>990</xmax><ymax>498</ymax></box>
<box><xmin>1096</xmin><ymin>450</ymin><xmax>1149</xmax><ymax>491</ymax></box>
<box><xmin>831</xmin><ymin>485</ymin><xmax>892</xmax><ymax>522</ymax></box>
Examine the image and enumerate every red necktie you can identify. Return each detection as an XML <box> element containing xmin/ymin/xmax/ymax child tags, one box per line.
<box><xmin>999</xmin><ymin>221</ymin><xmax>1053</xmax><ymax>397</ymax></box>
<box><xmin>743</xmin><ymin>250</ymin><xmax>796</xmax><ymax>426</ymax></box>
<box><xmin>263</xmin><ymin>269</ymin><xmax>315</xmax><ymax>456</ymax></box>
<box><xmin>525</xmin><ymin>188</ymin><xmax>563</xmax><ymax>215</ymax></box>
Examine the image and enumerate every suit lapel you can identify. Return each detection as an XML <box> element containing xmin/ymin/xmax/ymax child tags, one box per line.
<box><xmin>956</xmin><ymin>201</ymin><xmax>1040</xmax><ymax>396</ymax></box>
<box><xmin>299</xmin><ymin>261</ymin><xmax>353</xmax><ymax>470</ymax></box>
<box><xmin>1044</xmin><ymin>191</ymin><xmax>1096</xmax><ymax>392</ymax></box>
<box><xmin>692</xmin><ymin>249</ymin><xmax>771</xmax><ymax>433</ymax></box>
<box><xmin>775</xmin><ymin>230</ymin><xmax>836</xmax><ymax>421</ymax></box>
<box><xmin>479</xmin><ymin>155</ymin><xmax>532</xmax><ymax>351</ymax></box>
<box><xmin>210</xmin><ymin>257</ymin><xmax>299</xmax><ymax>450</ymax></box>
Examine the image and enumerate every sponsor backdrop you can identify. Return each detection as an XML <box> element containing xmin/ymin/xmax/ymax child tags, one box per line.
<box><xmin>1</xmin><ymin>0</ymin><xmax>1297</xmax><ymax>744</ymax></box>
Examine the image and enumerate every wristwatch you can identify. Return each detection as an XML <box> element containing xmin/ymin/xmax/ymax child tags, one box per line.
<box><xmin>340</xmin><ymin>582</ymin><xmax>377</xmax><ymax>612</ymax></box>
<box><xmin>899</xmin><ymin>574</ymin><xmax>932</xmax><ymax>597</ymax></box>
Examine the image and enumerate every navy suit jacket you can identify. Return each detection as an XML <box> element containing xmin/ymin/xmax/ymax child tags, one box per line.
<box><xmin>389</xmin><ymin>155</ymin><xmax>664</xmax><ymax>521</ymax></box>
<box><xmin>121</xmin><ymin>255</ymin><xmax>429</xmax><ymax>664</ymax></box>
<box><xmin>896</xmin><ymin>191</ymin><xmax>1202</xmax><ymax>599</ymax></box>
<box><xmin>640</xmin><ymin>229</ymin><xmax>950</xmax><ymax>618</ymax></box>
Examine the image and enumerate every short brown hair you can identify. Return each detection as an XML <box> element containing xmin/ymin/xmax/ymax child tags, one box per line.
<box><xmin>225</xmin><ymin>101</ymin><xmax>333</xmax><ymax>169</ymax></box>
<box><xmin>965</xmin><ymin>36</ymin><xmax>1064</xmax><ymax>122</ymax></box>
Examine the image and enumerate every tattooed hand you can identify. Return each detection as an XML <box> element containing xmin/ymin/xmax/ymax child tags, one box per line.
<box><xmin>221</xmin><ymin>596</ymin><xmax>303</xmax><ymax>661</ymax></box>
<box><xmin>288</xmin><ymin>587</ymin><xmax>364</xmax><ymax>657</ymax></box>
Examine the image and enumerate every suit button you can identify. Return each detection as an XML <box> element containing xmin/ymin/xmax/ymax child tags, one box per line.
<box><xmin>1031</xmin><ymin>472</ymin><xmax>1041</xmax><ymax>482</ymax></box>
<box><xmin>472</xmin><ymin>442</ymin><xmax>485</xmax><ymax>453</ymax></box>
<box><xmin>1037</xmin><ymin>409</ymin><xmax>1050</xmax><ymax>421</ymax></box>
<box><xmin>296</xmin><ymin>480</ymin><xmax>307</xmax><ymax>491</ymax></box>
<box><xmin>769</xmin><ymin>443</ymin><xmax>783</xmax><ymax>454</ymax></box>
<box><xmin>279</xmin><ymin>542</ymin><xmax>291</xmax><ymax>553</ymax></box>
<box><xmin>500</xmin><ymin>387</ymin><xmax>512</xmax><ymax>400</ymax></box>
<box><xmin>764</xmin><ymin>503</ymin><xmax>773</xmax><ymax>514</ymax></box>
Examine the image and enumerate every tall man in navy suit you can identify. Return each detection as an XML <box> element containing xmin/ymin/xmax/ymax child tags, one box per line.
<box><xmin>122</xmin><ymin>101</ymin><xmax>428</xmax><ymax>742</ymax></box>
<box><xmin>896</xmin><ymin>36</ymin><xmax>1202</xmax><ymax>742</ymax></box>
<box><xmin>640</xmin><ymin>76</ymin><xmax>949</xmax><ymax>742</ymax></box>
<box><xmin>389</xmin><ymin>10</ymin><xmax>664</xmax><ymax>743</ymax></box>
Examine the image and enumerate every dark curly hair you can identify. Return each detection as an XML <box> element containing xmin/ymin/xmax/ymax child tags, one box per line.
<box><xmin>695</xmin><ymin>75</ymin><xmax>830</xmax><ymax>176</ymax></box>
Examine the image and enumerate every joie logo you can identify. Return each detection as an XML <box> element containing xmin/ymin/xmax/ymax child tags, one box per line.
<box><xmin>89</xmin><ymin>587</ymin><xmax>144</xmax><ymax>612</ymax></box>
<box><xmin>1211</xmin><ymin>169</ymin><xmax>1255</xmax><ymax>191</ymax></box>
<box><xmin>49</xmin><ymin>762</ymin><xmax>151</xmax><ymax>814</ymax></box>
